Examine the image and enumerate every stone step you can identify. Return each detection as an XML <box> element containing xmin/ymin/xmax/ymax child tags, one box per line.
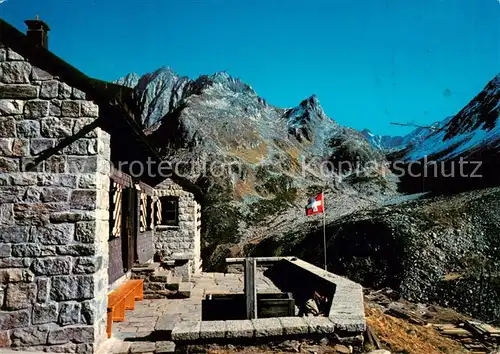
<box><xmin>178</xmin><ymin>282</ymin><xmax>192</xmax><ymax>298</ymax></box>
<box><xmin>131</xmin><ymin>262</ymin><xmax>160</xmax><ymax>274</ymax></box>
<box><xmin>165</xmin><ymin>275</ymin><xmax>182</xmax><ymax>291</ymax></box>
<box><xmin>150</xmin><ymin>270</ymin><xmax>171</xmax><ymax>282</ymax></box>
<box><xmin>156</xmin><ymin>340</ymin><xmax>175</xmax><ymax>354</ymax></box>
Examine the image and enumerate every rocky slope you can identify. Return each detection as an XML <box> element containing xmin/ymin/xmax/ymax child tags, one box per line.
<box><xmin>116</xmin><ymin>68</ymin><xmax>397</xmax><ymax>268</ymax></box>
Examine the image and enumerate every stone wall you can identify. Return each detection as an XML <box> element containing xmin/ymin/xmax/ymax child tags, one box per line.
<box><xmin>154</xmin><ymin>179</ymin><xmax>201</xmax><ymax>273</ymax></box>
<box><xmin>0</xmin><ymin>45</ymin><xmax>110</xmax><ymax>353</ymax></box>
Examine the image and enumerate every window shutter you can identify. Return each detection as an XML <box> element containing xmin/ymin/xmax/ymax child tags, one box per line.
<box><xmin>111</xmin><ymin>182</ymin><xmax>123</xmax><ymax>237</ymax></box>
<box><xmin>156</xmin><ymin>199</ymin><xmax>162</xmax><ymax>225</ymax></box>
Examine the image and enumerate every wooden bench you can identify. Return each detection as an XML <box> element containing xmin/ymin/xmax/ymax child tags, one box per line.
<box><xmin>106</xmin><ymin>279</ymin><xmax>144</xmax><ymax>338</ymax></box>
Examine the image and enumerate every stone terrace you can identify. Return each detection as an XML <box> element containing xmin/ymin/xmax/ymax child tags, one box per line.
<box><xmin>100</xmin><ymin>258</ymin><xmax>366</xmax><ymax>354</ymax></box>
<box><xmin>100</xmin><ymin>271</ymin><xmax>280</xmax><ymax>354</ymax></box>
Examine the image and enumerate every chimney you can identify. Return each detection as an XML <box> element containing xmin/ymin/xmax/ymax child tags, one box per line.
<box><xmin>24</xmin><ymin>15</ymin><xmax>50</xmax><ymax>49</ymax></box>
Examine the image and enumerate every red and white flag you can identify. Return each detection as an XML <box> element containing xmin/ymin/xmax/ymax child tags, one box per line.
<box><xmin>305</xmin><ymin>192</ymin><xmax>324</xmax><ymax>216</ymax></box>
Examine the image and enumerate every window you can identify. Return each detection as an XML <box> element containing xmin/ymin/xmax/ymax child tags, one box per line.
<box><xmin>159</xmin><ymin>196</ymin><xmax>179</xmax><ymax>226</ymax></box>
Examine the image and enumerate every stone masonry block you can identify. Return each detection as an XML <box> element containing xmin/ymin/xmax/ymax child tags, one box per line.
<box><xmin>31</xmin><ymin>257</ymin><xmax>72</xmax><ymax>276</ymax></box>
<box><xmin>50</xmin><ymin>275</ymin><xmax>94</xmax><ymax>301</ymax></box>
<box><xmin>5</xmin><ymin>282</ymin><xmax>37</xmax><ymax>310</ymax></box>
<box><xmin>171</xmin><ymin>321</ymin><xmax>200</xmax><ymax>341</ymax></box>
<box><xmin>40</xmin><ymin>80</ymin><xmax>59</xmax><ymax>99</ymax></box>
<box><xmin>279</xmin><ymin>316</ymin><xmax>309</xmax><ymax>335</ymax></box>
<box><xmin>31</xmin><ymin>67</ymin><xmax>52</xmax><ymax>81</ymax></box>
<box><xmin>47</xmin><ymin>325</ymin><xmax>94</xmax><ymax>345</ymax></box>
<box><xmin>40</xmin><ymin>117</ymin><xmax>74</xmax><ymax>138</ymax></box>
<box><xmin>32</xmin><ymin>302</ymin><xmax>58</xmax><ymax>325</ymax></box>
<box><xmin>0</xmin><ymin>84</ymin><xmax>38</xmax><ymax>99</ymax></box>
<box><xmin>7</xmin><ymin>49</ymin><xmax>24</xmax><ymax>61</ymax></box>
<box><xmin>0</xmin><ymin>99</ymin><xmax>24</xmax><ymax>115</ymax></box>
<box><xmin>61</xmin><ymin>101</ymin><xmax>80</xmax><ymax>117</ymax></box>
<box><xmin>30</xmin><ymin>138</ymin><xmax>55</xmax><ymax>155</ymax></box>
<box><xmin>80</xmin><ymin>101</ymin><xmax>98</xmax><ymax>117</ymax></box>
<box><xmin>199</xmin><ymin>320</ymin><xmax>226</xmax><ymax>339</ymax></box>
<box><xmin>303</xmin><ymin>316</ymin><xmax>335</xmax><ymax>334</ymax></box>
<box><xmin>24</xmin><ymin>100</ymin><xmax>49</xmax><ymax>119</ymax></box>
<box><xmin>0</xmin><ymin>268</ymin><xmax>32</xmax><ymax>283</ymax></box>
<box><xmin>74</xmin><ymin>221</ymin><xmax>96</xmax><ymax>243</ymax></box>
<box><xmin>329</xmin><ymin>315</ymin><xmax>366</xmax><ymax>333</ymax></box>
<box><xmin>40</xmin><ymin>187</ymin><xmax>70</xmax><ymax>203</ymax></box>
<box><xmin>10</xmin><ymin>325</ymin><xmax>50</xmax><ymax>347</ymax></box>
<box><xmin>59</xmin><ymin>302</ymin><xmax>82</xmax><ymax>326</ymax></box>
<box><xmin>67</xmin><ymin>156</ymin><xmax>97</xmax><ymax>174</ymax></box>
<box><xmin>0</xmin><ymin>309</ymin><xmax>30</xmax><ymax>329</ymax></box>
<box><xmin>0</xmin><ymin>62</ymin><xmax>31</xmax><ymax>84</ymax></box>
<box><xmin>58</xmin><ymin>83</ymin><xmax>72</xmax><ymax>99</ymax></box>
<box><xmin>0</xmin><ymin>226</ymin><xmax>30</xmax><ymax>243</ymax></box>
<box><xmin>72</xmin><ymin>88</ymin><xmax>86</xmax><ymax>100</ymax></box>
<box><xmin>71</xmin><ymin>190</ymin><xmax>97</xmax><ymax>211</ymax></box>
<box><xmin>0</xmin><ymin>118</ymin><xmax>16</xmax><ymax>138</ymax></box>
<box><xmin>252</xmin><ymin>318</ymin><xmax>283</xmax><ymax>337</ymax></box>
<box><xmin>36</xmin><ymin>277</ymin><xmax>50</xmax><ymax>303</ymax></box>
<box><xmin>225</xmin><ymin>320</ymin><xmax>254</xmax><ymax>339</ymax></box>
<box><xmin>35</xmin><ymin>223</ymin><xmax>74</xmax><ymax>245</ymax></box>
<box><xmin>16</xmin><ymin>120</ymin><xmax>40</xmax><ymax>138</ymax></box>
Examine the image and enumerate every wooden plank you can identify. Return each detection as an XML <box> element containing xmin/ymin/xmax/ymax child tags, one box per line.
<box><xmin>386</xmin><ymin>306</ymin><xmax>426</xmax><ymax>325</ymax></box>
<box><xmin>467</xmin><ymin>320</ymin><xmax>500</xmax><ymax>335</ymax></box>
<box><xmin>244</xmin><ymin>258</ymin><xmax>257</xmax><ymax>319</ymax></box>
<box><xmin>441</xmin><ymin>328</ymin><xmax>473</xmax><ymax>337</ymax></box>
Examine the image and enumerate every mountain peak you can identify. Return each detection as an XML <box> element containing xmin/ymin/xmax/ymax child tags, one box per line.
<box><xmin>294</xmin><ymin>94</ymin><xmax>327</xmax><ymax>119</ymax></box>
<box><xmin>115</xmin><ymin>72</ymin><xmax>141</xmax><ymax>88</ymax></box>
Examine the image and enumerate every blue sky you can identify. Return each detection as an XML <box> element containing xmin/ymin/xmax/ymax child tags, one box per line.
<box><xmin>1</xmin><ymin>0</ymin><xmax>499</xmax><ymax>135</ymax></box>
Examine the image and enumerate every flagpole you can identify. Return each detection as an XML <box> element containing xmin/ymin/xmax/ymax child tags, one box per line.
<box><xmin>323</xmin><ymin>189</ymin><xmax>327</xmax><ymax>271</ymax></box>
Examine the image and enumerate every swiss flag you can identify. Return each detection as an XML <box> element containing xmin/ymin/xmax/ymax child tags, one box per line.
<box><xmin>306</xmin><ymin>193</ymin><xmax>324</xmax><ymax>216</ymax></box>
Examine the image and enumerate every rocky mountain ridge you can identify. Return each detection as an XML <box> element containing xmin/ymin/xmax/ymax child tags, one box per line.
<box><xmin>401</xmin><ymin>74</ymin><xmax>500</xmax><ymax>162</ymax></box>
<box><xmin>115</xmin><ymin>67</ymin><xmax>396</xmax><ymax>267</ymax></box>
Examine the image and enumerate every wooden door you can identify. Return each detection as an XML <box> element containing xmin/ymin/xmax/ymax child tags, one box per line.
<box><xmin>121</xmin><ymin>187</ymin><xmax>138</xmax><ymax>271</ymax></box>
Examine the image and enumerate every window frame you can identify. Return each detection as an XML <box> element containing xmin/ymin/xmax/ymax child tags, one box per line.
<box><xmin>159</xmin><ymin>196</ymin><xmax>179</xmax><ymax>226</ymax></box>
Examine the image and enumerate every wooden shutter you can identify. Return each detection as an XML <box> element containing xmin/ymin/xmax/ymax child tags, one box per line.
<box><xmin>156</xmin><ymin>199</ymin><xmax>162</xmax><ymax>225</ymax></box>
<box><xmin>139</xmin><ymin>193</ymin><xmax>147</xmax><ymax>232</ymax></box>
<box><xmin>111</xmin><ymin>182</ymin><xmax>123</xmax><ymax>237</ymax></box>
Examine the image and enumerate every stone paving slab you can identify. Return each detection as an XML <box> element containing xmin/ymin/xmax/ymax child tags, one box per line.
<box><xmin>109</xmin><ymin>340</ymin><xmax>131</xmax><ymax>354</ymax></box>
<box><xmin>303</xmin><ymin>316</ymin><xmax>336</xmax><ymax>334</ymax></box>
<box><xmin>225</xmin><ymin>319</ymin><xmax>254</xmax><ymax>338</ymax></box>
<box><xmin>130</xmin><ymin>341</ymin><xmax>156</xmax><ymax>353</ymax></box>
<box><xmin>171</xmin><ymin>320</ymin><xmax>201</xmax><ymax>341</ymax></box>
<box><xmin>279</xmin><ymin>316</ymin><xmax>309</xmax><ymax>335</ymax></box>
<box><xmin>252</xmin><ymin>318</ymin><xmax>283</xmax><ymax>337</ymax></box>
<box><xmin>155</xmin><ymin>314</ymin><xmax>179</xmax><ymax>332</ymax></box>
<box><xmin>200</xmin><ymin>320</ymin><xmax>226</xmax><ymax>339</ymax></box>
